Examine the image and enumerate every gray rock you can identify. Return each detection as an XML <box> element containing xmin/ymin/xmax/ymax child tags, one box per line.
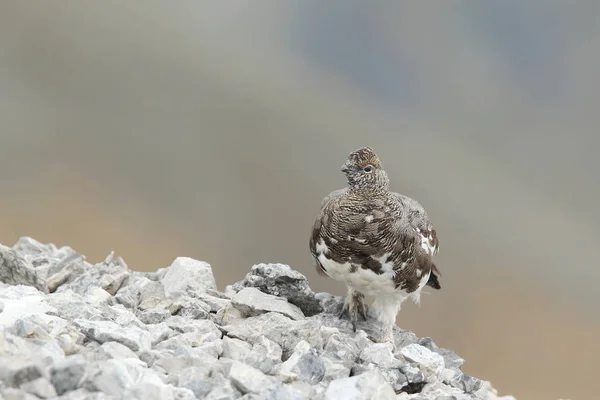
<box><xmin>0</xmin><ymin>357</ymin><xmax>42</xmax><ymax>388</ymax></box>
<box><xmin>260</xmin><ymin>382</ymin><xmax>314</xmax><ymax>400</ymax></box>
<box><xmin>148</xmin><ymin>322</ymin><xmax>174</xmax><ymax>346</ymax></box>
<box><xmin>81</xmin><ymin>359</ymin><xmax>134</xmax><ymax>396</ymax></box>
<box><xmin>321</xmin><ymin>357</ymin><xmax>350</xmax><ymax>383</ymax></box>
<box><xmin>418</xmin><ymin>337</ymin><xmax>466</xmax><ymax>369</ymax></box>
<box><xmin>139</xmin><ymin>308</ymin><xmax>171</xmax><ymax>324</ymax></box>
<box><xmin>50</xmin><ymin>355</ymin><xmax>87</xmax><ymax>395</ymax></box>
<box><xmin>172</xmin><ymin>297</ymin><xmax>211</xmax><ymax>319</ymax></box>
<box><xmin>73</xmin><ymin>319</ymin><xmax>151</xmax><ymax>352</ymax></box>
<box><xmin>121</xmin><ymin>371</ymin><xmax>177</xmax><ymax>400</ymax></box>
<box><xmin>324</xmin><ymin>368</ymin><xmax>396</xmax><ymax>400</ymax></box>
<box><xmin>98</xmin><ymin>341</ymin><xmax>139</xmax><ymax>361</ymax></box>
<box><xmin>323</xmin><ymin>333</ymin><xmax>361</xmax><ymax>369</ymax></box>
<box><xmin>11</xmin><ymin>318</ymin><xmax>52</xmax><ymax>340</ymax></box>
<box><xmin>400</xmin><ymin>363</ymin><xmax>426</xmax><ymax>386</ymax></box>
<box><xmin>245</xmin><ymin>336</ymin><xmax>283</xmax><ymax>374</ymax></box>
<box><xmin>0</xmin><ymin>388</ymin><xmax>40</xmax><ymax>400</ymax></box>
<box><xmin>44</xmin><ymin>291</ymin><xmax>106</xmax><ymax>321</ymax></box>
<box><xmin>154</xmin><ymin>328</ymin><xmax>221</xmax><ymax>351</ymax></box>
<box><xmin>279</xmin><ymin>340</ymin><xmax>325</xmax><ymax>385</ymax></box>
<box><xmin>400</xmin><ymin>344</ymin><xmax>445</xmax><ymax>379</ymax></box>
<box><xmin>56</xmin><ymin>388</ymin><xmax>114</xmax><ymax>400</ymax></box>
<box><xmin>196</xmin><ymin>290</ymin><xmax>231</xmax><ymax>312</ymax></box>
<box><xmin>232</xmin><ymin>287</ymin><xmax>305</xmax><ymax>320</ymax></box>
<box><xmin>18</xmin><ymin>377</ymin><xmax>56</xmax><ymax>399</ymax></box>
<box><xmin>10</xmin><ymin>237</ymin><xmax>88</xmax><ymax>294</ymax></box>
<box><xmin>153</xmin><ymin>353</ymin><xmax>221</xmax><ymax>378</ymax></box>
<box><xmin>222</xmin><ymin>336</ymin><xmax>252</xmax><ymax>361</ymax></box>
<box><xmin>178</xmin><ymin>370</ymin><xmax>240</xmax><ymax>400</ymax></box>
<box><xmin>216</xmin><ymin>303</ymin><xmax>245</xmax><ymax>326</ymax></box>
<box><xmin>136</xmin><ymin>281</ymin><xmax>178</xmax><ymax>314</ymax></box>
<box><xmin>228</xmin><ymin>360</ymin><xmax>277</xmax><ymax>395</ymax></box>
<box><xmin>229</xmin><ymin>263</ymin><xmax>323</xmax><ymax>316</ymax></box>
<box><xmin>359</xmin><ymin>342</ymin><xmax>401</xmax><ymax>369</ymax></box>
<box><xmin>81</xmin><ymin>287</ymin><xmax>112</xmax><ymax>307</ymax></box>
<box><xmin>161</xmin><ymin>257</ymin><xmax>217</xmax><ymax>298</ymax></box>
<box><xmin>166</xmin><ymin>318</ymin><xmax>222</xmax><ymax>338</ymax></box>
<box><xmin>113</xmin><ymin>274</ymin><xmax>151</xmax><ymax>309</ymax></box>
<box><xmin>171</xmin><ymin>387</ymin><xmax>197</xmax><ymax>400</ymax></box>
<box><xmin>449</xmin><ymin>373</ymin><xmax>483</xmax><ymax>394</ymax></box>
<box><xmin>223</xmin><ymin>313</ymin><xmax>324</xmax><ymax>359</ymax></box>
<box><xmin>0</xmin><ymin>246</ymin><xmax>48</xmax><ymax>293</ymax></box>
<box><xmin>58</xmin><ymin>252</ymin><xmax>129</xmax><ymax>296</ymax></box>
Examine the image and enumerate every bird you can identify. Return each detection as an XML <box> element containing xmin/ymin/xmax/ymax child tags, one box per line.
<box><xmin>309</xmin><ymin>146</ymin><xmax>441</xmax><ymax>343</ymax></box>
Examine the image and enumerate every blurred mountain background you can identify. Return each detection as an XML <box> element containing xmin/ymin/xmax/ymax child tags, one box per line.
<box><xmin>1</xmin><ymin>2</ymin><xmax>598</xmax><ymax>399</ymax></box>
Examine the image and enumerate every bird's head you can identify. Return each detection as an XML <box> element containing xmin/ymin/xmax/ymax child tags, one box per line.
<box><xmin>341</xmin><ymin>147</ymin><xmax>390</xmax><ymax>191</ymax></box>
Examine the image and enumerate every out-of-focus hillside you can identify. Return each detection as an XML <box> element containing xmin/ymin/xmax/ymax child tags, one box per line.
<box><xmin>1</xmin><ymin>2</ymin><xmax>598</xmax><ymax>399</ymax></box>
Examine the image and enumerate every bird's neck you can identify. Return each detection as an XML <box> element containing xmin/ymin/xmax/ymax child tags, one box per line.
<box><xmin>347</xmin><ymin>173</ymin><xmax>390</xmax><ymax>193</ymax></box>
<box><xmin>348</xmin><ymin>184</ymin><xmax>388</xmax><ymax>197</ymax></box>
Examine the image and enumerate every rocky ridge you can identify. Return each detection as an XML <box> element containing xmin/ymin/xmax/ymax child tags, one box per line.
<box><xmin>0</xmin><ymin>237</ymin><xmax>515</xmax><ymax>400</ymax></box>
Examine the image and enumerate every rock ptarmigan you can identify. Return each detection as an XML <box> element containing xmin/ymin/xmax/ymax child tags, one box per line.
<box><xmin>309</xmin><ymin>147</ymin><xmax>441</xmax><ymax>343</ymax></box>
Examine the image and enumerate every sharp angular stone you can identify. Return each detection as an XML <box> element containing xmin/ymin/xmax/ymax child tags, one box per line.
<box><xmin>400</xmin><ymin>344</ymin><xmax>445</xmax><ymax>379</ymax></box>
<box><xmin>98</xmin><ymin>341</ymin><xmax>140</xmax><ymax>361</ymax></box>
<box><xmin>324</xmin><ymin>368</ymin><xmax>396</xmax><ymax>400</ymax></box>
<box><xmin>171</xmin><ymin>387</ymin><xmax>197</xmax><ymax>400</ymax></box>
<box><xmin>223</xmin><ymin>313</ymin><xmax>324</xmax><ymax>359</ymax></box>
<box><xmin>58</xmin><ymin>252</ymin><xmax>130</xmax><ymax>296</ymax></box>
<box><xmin>172</xmin><ymin>297</ymin><xmax>211</xmax><ymax>319</ymax></box>
<box><xmin>228</xmin><ymin>360</ymin><xmax>277</xmax><ymax>395</ymax></box>
<box><xmin>279</xmin><ymin>340</ymin><xmax>325</xmax><ymax>385</ymax></box>
<box><xmin>232</xmin><ymin>287</ymin><xmax>305</xmax><ymax>320</ymax></box>
<box><xmin>81</xmin><ymin>359</ymin><xmax>136</xmax><ymax>396</ymax></box>
<box><xmin>196</xmin><ymin>291</ymin><xmax>231</xmax><ymax>312</ymax></box>
<box><xmin>260</xmin><ymin>382</ymin><xmax>314</xmax><ymax>400</ymax></box>
<box><xmin>161</xmin><ymin>257</ymin><xmax>217</xmax><ymax>299</ymax></box>
<box><xmin>121</xmin><ymin>371</ymin><xmax>177</xmax><ymax>400</ymax></box>
<box><xmin>359</xmin><ymin>342</ymin><xmax>402</xmax><ymax>369</ymax></box>
<box><xmin>323</xmin><ymin>333</ymin><xmax>361</xmax><ymax>369</ymax></box>
<box><xmin>0</xmin><ymin>388</ymin><xmax>40</xmax><ymax>400</ymax></box>
<box><xmin>321</xmin><ymin>357</ymin><xmax>350</xmax><ymax>383</ymax></box>
<box><xmin>54</xmin><ymin>388</ymin><xmax>114</xmax><ymax>399</ymax></box>
<box><xmin>19</xmin><ymin>377</ymin><xmax>56</xmax><ymax>399</ymax></box>
<box><xmin>50</xmin><ymin>355</ymin><xmax>87</xmax><ymax>395</ymax></box>
<box><xmin>229</xmin><ymin>263</ymin><xmax>323</xmax><ymax>317</ymax></box>
<box><xmin>0</xmin><ymin>245</ymin><xmax>49</xmax><ymax>293</ymax></box>
<box><xmin>0</xmin><ymin>357</ymin><xmax>42</xmax><ymax>388</ymax></box>
<box><xmin>418</xmin><ymin>337</ymin><xmax>465</xmax><ymax>370</ymax></box>
<box><xmin>139</xmin><ymin>308</ymin><xmax>171</xmax><ymax>325</ymax></box>
<box><xmin>178</xmin><ymin>370</ymin><xmax>241</xmax><ymax>400</ymax></box>
<box><xmin>222</xmin><ymin>336</ymin><xmax>252</xmax><ymax>361</ymax></box>
<box><xmin>73</xmin><ymin>319</ymin><xmax>152</xmax><ymax>352</ymax></box>
<box><xmin>216</xmin><ymin>303</ymin><xmax>245</xmax><ymax>325</ymax></box>
<box><xmin>245</xmin><ymin>335</ymin><xmax>283</xmax><ymax>374</ymax></box>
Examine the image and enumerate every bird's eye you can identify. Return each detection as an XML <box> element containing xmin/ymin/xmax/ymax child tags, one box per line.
<box><xmin>363</xmin><ymin>165</ymin><xmax>373</xmax><ymax>173</ymax></box>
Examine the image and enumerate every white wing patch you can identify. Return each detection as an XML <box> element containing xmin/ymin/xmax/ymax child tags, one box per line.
<box><xmin>418</xmin><ymin>228</ymin><xmax>438</xmax><ymax>256</ymax></box>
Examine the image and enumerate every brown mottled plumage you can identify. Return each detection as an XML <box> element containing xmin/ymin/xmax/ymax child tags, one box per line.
<box><xmin>309</xmin><ymin>147</ymin><xmax>441</xmax><ymax>343</ymax></box>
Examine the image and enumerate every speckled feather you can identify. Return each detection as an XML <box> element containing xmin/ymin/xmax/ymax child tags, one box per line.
<box><xmin>309</xmin><ymin>147</ymin><xmax>441</xmax><ymax>294</ymax></box>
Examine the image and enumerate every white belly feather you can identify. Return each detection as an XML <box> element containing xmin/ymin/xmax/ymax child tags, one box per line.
<box><xmin>316</xmin><ymin>239</ymin><xmax>430</xmax><ymax>301</ymax></box>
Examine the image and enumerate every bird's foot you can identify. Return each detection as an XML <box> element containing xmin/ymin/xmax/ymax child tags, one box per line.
<box><xmin>339</xmin><ymin>289</ymin><xmax>368</xmax><ymax>332</ymax></box>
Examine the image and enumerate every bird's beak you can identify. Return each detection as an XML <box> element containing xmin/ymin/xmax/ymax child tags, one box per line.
<box><xmin>340</xmin><ymin>162</ymin><xmax>350</xmax><ymax>173</ymax></box>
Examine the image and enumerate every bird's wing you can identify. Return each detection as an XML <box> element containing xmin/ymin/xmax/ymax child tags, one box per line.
<box><xmin>390</xmin><ymin>193</ymin><xmax>439</xmax><ymax>257</ymax></box>
<box><xmin>320</xmin><ymin>188</ymin><xmax>347</xmax><ymax>208</ymax></box>
<box><xmin>309</xmin><ymin>188</ymin><xmax>348</xmax><ymax>276</ymax></box>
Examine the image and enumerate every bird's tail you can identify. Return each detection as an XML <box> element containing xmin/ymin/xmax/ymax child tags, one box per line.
<box><xmin>426</xmin><ymin>262</ymin><xmax>441</xmax><ymax>290</ymax></box>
